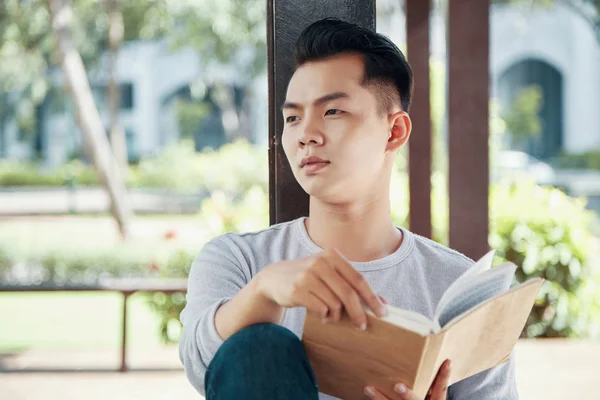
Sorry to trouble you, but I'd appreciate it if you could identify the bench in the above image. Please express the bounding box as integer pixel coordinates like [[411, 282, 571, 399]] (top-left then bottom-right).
[[0, 277, 188, 372]]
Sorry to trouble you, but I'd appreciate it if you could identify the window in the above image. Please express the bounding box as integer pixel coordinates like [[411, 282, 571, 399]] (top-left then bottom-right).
[[120, 83, 134, 110]]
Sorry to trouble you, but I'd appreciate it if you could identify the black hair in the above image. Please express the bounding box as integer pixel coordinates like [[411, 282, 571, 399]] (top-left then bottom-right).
[[294, 18, 413, 113]]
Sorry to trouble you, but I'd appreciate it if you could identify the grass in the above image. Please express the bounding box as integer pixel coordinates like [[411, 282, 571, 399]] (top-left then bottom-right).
[[0, 215, 207, 258], [0, 292, 167, 351], [0, 216, 202, 353]]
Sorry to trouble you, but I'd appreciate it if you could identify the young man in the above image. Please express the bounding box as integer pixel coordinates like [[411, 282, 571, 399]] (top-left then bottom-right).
[[179, 18, 518, 400]]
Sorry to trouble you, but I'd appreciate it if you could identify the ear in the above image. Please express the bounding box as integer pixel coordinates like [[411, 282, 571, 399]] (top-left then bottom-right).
[[386, 111, 412, 152]]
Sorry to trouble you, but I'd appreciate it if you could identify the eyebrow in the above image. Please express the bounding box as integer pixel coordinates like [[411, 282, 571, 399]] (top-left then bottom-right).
[[280, 92, 350, 112]]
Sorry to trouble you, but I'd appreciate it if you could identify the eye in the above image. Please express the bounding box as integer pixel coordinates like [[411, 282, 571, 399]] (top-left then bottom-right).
[[285, 116, 300, 123], [325, 109, 344, 116]]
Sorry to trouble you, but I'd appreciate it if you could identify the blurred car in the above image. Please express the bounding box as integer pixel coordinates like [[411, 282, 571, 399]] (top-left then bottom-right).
[[493, 150, 556, 185]]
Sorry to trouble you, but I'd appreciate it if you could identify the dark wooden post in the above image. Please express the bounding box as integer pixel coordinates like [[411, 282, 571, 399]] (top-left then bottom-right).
[[448, 0, 490, 259], [406, 0, 432, 239], [267, 0, 376, 224]]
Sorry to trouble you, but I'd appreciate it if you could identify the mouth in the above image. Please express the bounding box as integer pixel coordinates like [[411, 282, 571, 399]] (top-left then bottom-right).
[[299, 157, 330, 169], [301, 161, 330, 167], [300, 161, 330, 174]]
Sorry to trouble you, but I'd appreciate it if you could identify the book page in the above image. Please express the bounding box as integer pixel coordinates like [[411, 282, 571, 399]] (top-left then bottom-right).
[[434, 262, 516, 327], [368, 307, 437, 336], [434, 250, 496, 320]]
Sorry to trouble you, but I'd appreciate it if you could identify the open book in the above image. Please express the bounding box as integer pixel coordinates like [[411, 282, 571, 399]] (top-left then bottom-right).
[[373, 251, 518, 335], [302, 251, 543, 400]]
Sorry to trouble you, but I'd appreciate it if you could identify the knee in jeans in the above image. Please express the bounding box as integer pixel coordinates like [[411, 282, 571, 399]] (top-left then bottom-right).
[[205, 323, 319, 399], [218, 323, 303, 360]]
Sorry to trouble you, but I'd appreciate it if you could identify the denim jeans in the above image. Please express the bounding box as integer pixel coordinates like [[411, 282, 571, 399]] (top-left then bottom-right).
[[205, 323, 320, 400]]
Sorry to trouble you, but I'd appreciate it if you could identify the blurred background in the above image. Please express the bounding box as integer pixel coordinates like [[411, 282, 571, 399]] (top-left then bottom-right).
[[1, 0, 599, 399]]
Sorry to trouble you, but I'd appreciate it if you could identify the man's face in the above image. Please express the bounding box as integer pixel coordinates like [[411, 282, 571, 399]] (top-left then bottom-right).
[[281, 53, 395, 204]]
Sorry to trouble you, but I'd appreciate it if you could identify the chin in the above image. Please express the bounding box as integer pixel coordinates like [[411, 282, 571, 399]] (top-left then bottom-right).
[[303, 182, 351, 204], [299, 180, 326, 198]]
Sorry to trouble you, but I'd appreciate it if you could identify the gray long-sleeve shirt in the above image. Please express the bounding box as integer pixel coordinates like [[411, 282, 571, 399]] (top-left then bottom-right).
[[179, 217, 519, 399]]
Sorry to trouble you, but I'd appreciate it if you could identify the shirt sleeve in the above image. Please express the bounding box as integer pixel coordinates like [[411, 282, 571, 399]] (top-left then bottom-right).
[[448, 351, 519, 400], [178, 236, 249, 396]]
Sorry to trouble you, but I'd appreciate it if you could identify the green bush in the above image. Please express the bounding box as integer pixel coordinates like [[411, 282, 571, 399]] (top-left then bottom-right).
[[0, 160, 99, 187], [0, 140, 268, 192], [143, 186, 270, 343], [146, 250, 196, 343], [0, 239, 195, 286], [555, 150, 600, 170], [490, 181, 600, 338], [128, 139, 268, 193]]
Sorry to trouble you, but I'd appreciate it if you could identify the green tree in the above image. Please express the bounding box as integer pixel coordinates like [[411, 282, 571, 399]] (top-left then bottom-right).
[[47, 0, 133, 238], [0, 1, 57, 155], [0, 0, 176, 236], [0, 0, 112, 149], [175, 100, 211, 140], [0, 0, 170, 160], [503, 85, 544, 146], [0, 0, 270, 235], [166, 0, 266, 142]]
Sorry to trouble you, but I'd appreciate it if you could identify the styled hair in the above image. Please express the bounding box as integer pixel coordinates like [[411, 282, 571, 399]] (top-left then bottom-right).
[[294, 18, 413, 113]]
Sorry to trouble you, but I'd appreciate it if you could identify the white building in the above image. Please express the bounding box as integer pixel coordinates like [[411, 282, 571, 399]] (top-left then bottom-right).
[[491, 3, 600, 159], [0, 40, 263, 166], [1, 3, 599, 166]]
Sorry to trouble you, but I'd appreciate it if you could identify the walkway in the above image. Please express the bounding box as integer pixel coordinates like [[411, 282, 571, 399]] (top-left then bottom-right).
[[1, 339, 599, 399]]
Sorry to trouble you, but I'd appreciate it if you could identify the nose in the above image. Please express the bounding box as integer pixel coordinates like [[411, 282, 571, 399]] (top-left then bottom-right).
[[298, 117, 325, 148]]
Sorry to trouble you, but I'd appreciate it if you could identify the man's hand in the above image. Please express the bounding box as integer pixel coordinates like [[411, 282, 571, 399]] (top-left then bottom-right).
[[256, 248, 388, 329], [364, 360, 452, 400]]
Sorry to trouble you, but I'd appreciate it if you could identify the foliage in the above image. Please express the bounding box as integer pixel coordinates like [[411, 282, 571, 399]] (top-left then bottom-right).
[[197, 186, 269, 236], [0, 0, 54, 137], [146, 250, 195, 343], [0, 139, 267, 191], [143, 185, 269, 343], [120, 0, 170, 42], [0, 0, 266, 154], [503, 85, 544, 146], [0, 240, 189, 287], [554, 150, 600, 170], [172, 0, 266, 73], [490, 181, 600, 338], [0, 159, 98, 186], [0, 0, 115, 140], [130, 139, 267, 193], [174, 100, 210, 139]]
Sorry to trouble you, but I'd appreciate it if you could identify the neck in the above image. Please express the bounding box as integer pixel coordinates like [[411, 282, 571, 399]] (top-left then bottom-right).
[[305, 192, 403, 262]]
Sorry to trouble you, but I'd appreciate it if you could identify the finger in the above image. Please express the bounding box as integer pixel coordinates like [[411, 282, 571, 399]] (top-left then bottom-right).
[[318, 255, 368, 329], [304, 272, 343, 323], [294, 289, 330, 319], [379, 295, 389, 304], [364, 386, 392, 400], [393, 383, 419, 400], [429, 360, 452, 399], [326, 248, 387, 318]]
